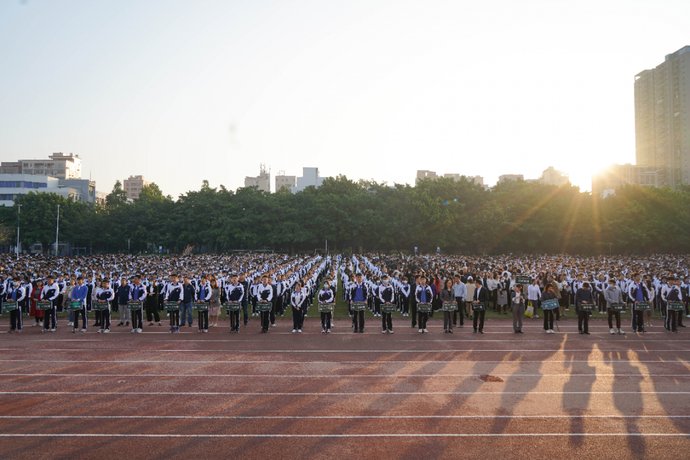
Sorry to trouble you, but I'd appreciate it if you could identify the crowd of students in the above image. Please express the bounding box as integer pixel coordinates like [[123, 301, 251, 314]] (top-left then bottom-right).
[[337, 254, 689, 335], [1, 253, 688, 336]]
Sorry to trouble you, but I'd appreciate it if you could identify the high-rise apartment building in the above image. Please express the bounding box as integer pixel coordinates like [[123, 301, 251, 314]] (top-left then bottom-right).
[[123, 175, 150, 200], [635, 46, 690, 188]]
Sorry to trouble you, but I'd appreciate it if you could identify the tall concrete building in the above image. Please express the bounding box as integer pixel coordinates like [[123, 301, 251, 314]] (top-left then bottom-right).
[[539, 167, 570, 187], [635, 45, 690, 188], [293, 167, 324, 193], [123, 175, 150, 200], [0, 152, 82, 179], [0, 153, 102, 206], [592, 164, 665, 197], [415, 170, 437, 184], [0, 174, 86, 206], [467, 175, 485, 187], [244, 164, 271, 192], [498, 174, 524, 184], [275, 174, 296, 192]]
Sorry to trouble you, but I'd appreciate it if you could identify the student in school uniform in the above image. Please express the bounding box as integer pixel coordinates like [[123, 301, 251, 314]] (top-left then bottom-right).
[[94, 279, 115, 333], [225, 274, 245, 333], [378, 275, 395, 334], [196, 276, 211, 333], [163, 274, 183, 333], [542, 284, 558, 334], [440, 278, 455, 334], [209, 278, 222, 328], [415, 276, 433, 334], [180, 276, 196, 328], [239, 273, 250, 326], [30, 279, 44, 327], [575, 282, 594, 335], [399, 277, 411, 317], [628, 274, 650, 334], [0, 276, 5, 319], [17, 276, 32, 331], [257, 275, 274, 333], [349, 273, 368, 333], [318, 281, 335, 334], [527, 279, 542, 320], [144, 279, 162, 327], [70, 276, 89, 333], [663, 277, 683, 333], [511, 284, 525, 333], [452, 275, 466, 327], [41, 275, 60, 332], [7, 276, 26, 333], [290, 280, 307, 333], [604, 276, 624, 335], [130, 275, 147, 334], [465, 276, 476, 321], [116, 277, 131, 327]]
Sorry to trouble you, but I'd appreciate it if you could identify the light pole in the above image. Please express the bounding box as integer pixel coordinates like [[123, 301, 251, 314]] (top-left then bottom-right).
[[55, 204, 60, 256], [16, 204, 21, 260]]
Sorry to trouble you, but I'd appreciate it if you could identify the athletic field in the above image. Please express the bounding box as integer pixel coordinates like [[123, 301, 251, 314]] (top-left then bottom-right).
[[0, 317, 688, 459]]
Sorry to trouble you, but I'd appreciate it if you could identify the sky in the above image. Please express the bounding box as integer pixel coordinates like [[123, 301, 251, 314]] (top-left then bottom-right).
[[1, 0, 689, 197]]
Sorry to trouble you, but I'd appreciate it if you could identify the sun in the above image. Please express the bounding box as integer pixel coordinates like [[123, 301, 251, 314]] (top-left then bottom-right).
[[558, 162, 612, 193]]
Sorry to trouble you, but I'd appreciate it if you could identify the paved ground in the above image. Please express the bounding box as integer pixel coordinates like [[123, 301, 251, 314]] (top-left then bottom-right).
[[0, 316, 688, 459]]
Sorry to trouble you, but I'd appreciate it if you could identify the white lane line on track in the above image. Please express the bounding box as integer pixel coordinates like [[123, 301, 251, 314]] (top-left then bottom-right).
[[1, 372, 689, 378], [0, 433, 688, 438], [0, 348, 688, 353], [0, 359, 687, 365], [1, 391, 689, 396], [0, 415, 688, 420]]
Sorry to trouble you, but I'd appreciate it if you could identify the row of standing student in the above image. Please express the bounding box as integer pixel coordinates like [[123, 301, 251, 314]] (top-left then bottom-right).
[[344, 273, 490, 334], [5, 271, 686, 336]]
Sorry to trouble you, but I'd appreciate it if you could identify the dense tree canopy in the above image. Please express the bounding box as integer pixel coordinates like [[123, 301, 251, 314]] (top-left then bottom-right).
[[2, 177, 689, 255]]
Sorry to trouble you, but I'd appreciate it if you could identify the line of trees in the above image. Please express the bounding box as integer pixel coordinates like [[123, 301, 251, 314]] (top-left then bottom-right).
[[1, 176, 689, 255]]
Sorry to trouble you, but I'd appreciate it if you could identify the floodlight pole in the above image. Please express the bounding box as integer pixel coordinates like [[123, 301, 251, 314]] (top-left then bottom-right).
[[55, 204, 60, 256], [16, 204, 21, 260]]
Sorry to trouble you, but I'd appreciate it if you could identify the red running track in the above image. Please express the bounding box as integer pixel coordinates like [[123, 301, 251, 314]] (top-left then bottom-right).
[[0, 316, 688, 459]]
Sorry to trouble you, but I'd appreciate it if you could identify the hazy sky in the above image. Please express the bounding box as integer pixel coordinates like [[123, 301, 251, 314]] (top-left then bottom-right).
[[1, 0, 689, 196]]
